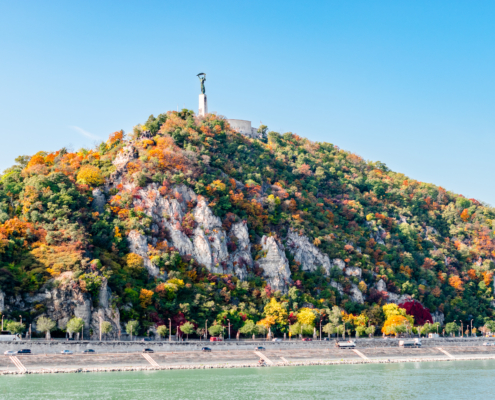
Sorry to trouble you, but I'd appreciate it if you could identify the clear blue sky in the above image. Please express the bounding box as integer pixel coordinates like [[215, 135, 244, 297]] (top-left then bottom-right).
[[1, 1, 494, 204]]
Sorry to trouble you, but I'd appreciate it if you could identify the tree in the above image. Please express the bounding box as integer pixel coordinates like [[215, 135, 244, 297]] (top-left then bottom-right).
[[365, 325, 376, 337], [263, 297, 288, 328], [382, 315, 410, 336], [6, 321, 25, 335], [181, 322, 195, 340], [239, 320, 257, 337], [208, 324, 223, 337], [156, 325, 169, 339], [445, 322, 459, 336], [76, 165, 104, 186], [355, 325, 366, 337], [36, 316, 56, 339], [101, 321, 112, 339], [126, 320, 139, 340], [322, 323, 335, 337], [297, 308, 316, 326], [66, 317, 84, 338]]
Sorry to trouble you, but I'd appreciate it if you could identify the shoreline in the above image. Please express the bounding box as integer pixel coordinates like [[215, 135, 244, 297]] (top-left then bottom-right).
[[3, 354, 495, 376]]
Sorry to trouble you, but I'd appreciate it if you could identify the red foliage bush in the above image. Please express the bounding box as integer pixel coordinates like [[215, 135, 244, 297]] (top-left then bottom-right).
[[399, 300, 433, 325]]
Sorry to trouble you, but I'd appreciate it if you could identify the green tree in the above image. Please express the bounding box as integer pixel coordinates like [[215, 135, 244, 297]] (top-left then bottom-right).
[[208, 324, 223, 337], [66, 317, 84, 338], [181, 322, 195, 341], [6, 321, 25, 335], [365, 325, 376, 337], [36, 316, 56, 339], [445, 322, 459, 336], [239, 320, 257, 338], [156, 325, 169, 339], [101, 321, 112, 339], [126, 320, 139, 340]]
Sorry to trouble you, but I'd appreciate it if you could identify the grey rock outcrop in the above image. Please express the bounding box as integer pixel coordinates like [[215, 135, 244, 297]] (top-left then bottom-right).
[[257, 236, 291, 293], [350, 284, 364, 304], [344, 267, 362, 279], [332, 259, 346, 271], [286, 230, 331, 274], [432, 311, 445, 326], [330, 281, 344, 296], [376, 279, 387, 291], [91, 188, 106, 214], [127, 230, 161, 278]]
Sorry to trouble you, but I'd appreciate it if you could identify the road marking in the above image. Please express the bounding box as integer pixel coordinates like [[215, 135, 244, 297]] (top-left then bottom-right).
[[142, 353, 160, 367], [254, 351, 273, 365], [10, 356, 27, 372], [280, 357, 289, 363], [437, 347, 455, 359], [352, 349, 369, 360]]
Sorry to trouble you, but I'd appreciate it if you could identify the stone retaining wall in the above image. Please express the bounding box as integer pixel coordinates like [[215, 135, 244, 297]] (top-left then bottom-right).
[[0, 336, 492, 354]]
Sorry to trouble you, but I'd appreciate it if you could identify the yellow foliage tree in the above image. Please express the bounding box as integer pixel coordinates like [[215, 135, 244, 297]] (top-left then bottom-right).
[[297, 308, 316, 326], [382, 315, 410, 335], [139, 289, 154, 308], [124, 253, 144, 277], [257, 315, 276, 329], [77, 165, 104, 186], [263, 297, 288, 326]]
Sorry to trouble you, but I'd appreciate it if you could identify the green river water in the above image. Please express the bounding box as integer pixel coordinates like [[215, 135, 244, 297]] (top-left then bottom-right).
[[1, 360, 494, 399]]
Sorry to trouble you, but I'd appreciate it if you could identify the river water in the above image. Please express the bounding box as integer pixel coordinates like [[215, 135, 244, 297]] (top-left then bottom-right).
[[1, 360, 494, 399]]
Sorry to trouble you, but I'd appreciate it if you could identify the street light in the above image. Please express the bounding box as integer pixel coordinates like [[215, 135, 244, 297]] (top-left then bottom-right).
[[168, 318, 171, 342], [227, 319, 231, 341], [19, 315, 22, 324], [205, 320, 208, 341], [1, 315, 4, 331], [470, 319, 473, 337], [99, 316, 102, 341]]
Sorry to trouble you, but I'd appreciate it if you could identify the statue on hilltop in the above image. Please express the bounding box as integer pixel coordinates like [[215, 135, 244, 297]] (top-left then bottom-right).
[[197, 73, 206, 94]]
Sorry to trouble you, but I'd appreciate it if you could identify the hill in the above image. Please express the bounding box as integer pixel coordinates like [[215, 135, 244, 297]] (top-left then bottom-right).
[[1, 110, 494, 338]]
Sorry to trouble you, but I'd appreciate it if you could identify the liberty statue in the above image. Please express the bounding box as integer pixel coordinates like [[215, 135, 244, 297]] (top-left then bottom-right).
[[197, 73, 206, 94]]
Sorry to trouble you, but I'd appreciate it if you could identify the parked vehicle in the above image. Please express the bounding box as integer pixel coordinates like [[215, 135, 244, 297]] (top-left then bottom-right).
[[142, 338, 152, 342], [17, 349, 31, 354], [336, 341, 356, 349], [4, 350, 17, 355], [255, 346, 265, 351], [82, 349, 96, 353], [0, 331, 21, 341], [60, 350, 73, 355], [210, 337, 223, 342], [142, 348, 154, 353], [323, 337, 330, 341], [272, 338, 282, 342], [302, 338, 312, 342], [399, 339, 421, 348], [202, 347, 211, 352]]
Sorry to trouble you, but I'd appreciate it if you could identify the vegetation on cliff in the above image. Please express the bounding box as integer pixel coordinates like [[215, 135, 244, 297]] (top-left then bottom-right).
[[1, 109, 494, 338]]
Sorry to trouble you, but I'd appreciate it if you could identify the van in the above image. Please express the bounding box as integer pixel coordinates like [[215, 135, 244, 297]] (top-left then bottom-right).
[[0, 331, 21, 341], [399, 339, 421, 347]]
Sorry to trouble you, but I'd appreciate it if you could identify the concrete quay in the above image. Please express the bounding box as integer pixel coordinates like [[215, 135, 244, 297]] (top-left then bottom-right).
[[2, 339, 495, 375]]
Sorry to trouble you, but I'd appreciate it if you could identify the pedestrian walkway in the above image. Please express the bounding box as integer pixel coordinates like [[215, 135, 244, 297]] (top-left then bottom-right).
[[142, 353, 160, 367], [352, 349, 369, 360], [10, 356, 27, 372], [437, 347, 456, 359], [254, 351, 273, 365]]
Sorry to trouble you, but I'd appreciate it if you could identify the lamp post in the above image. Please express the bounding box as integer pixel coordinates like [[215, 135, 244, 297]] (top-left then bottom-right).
[[19, 315, 22, 324], [453, 320, 456, 337], [168, 318, 171, 342], [461, 321, 464, 338], [82, 321, 84, 341], [205, 320, 208, 341], [1, 315, 4, 330], [470, 319, 473, 337], [29, 324, 32, 340], [227, 319, 231, 341], [99, 316, 102, 342]]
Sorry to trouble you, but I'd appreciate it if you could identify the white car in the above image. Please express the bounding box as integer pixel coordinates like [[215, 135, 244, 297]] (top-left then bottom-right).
[[4, 350, 17, 355], [60, 350, 73, 355], [272, 338, 282, 342]]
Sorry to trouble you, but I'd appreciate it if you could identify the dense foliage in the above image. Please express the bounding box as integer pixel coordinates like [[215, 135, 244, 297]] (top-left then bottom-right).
[[1, 110, 495, 337]]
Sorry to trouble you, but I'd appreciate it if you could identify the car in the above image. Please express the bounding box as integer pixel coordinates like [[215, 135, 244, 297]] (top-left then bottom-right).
[[323, 337, 330, 341], [255, 346, 265, 351], [66, 337, 75, 341], [60, 350, 73, 355], [141, 338, 152, 342], [201, 347, 211, 352], [142, 348, 154, 353], [18, 349, 31, 354], [4, 350, 17, 355], [483, 342, 489, 346], [272, 338, 282, 342], [82, 349, 96, 354], [210, 337, 223, 342], [302, 338, 312, 342]]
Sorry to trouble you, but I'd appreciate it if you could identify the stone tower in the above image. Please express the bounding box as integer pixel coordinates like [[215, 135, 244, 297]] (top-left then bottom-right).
[[199, 93, 207, 117]]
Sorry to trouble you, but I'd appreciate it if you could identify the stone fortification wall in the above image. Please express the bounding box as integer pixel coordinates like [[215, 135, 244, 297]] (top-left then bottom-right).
[[0, 336, 492, 354]]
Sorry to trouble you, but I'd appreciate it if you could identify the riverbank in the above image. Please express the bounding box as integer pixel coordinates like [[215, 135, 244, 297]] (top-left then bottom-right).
[[2, 343, 495, 375]]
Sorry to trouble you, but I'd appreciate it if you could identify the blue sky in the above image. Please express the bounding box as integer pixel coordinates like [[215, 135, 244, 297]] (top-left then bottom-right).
[[1, 1, 494, 204]]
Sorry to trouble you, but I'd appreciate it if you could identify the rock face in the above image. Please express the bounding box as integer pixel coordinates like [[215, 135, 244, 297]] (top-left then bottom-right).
[[128, 184, 250, 279], [376, 279, 387, 292], [332, 259, 346, 271], [286, 230, 331, 274], [127, 230, 161, 278], [91, 188, 106, 214], [349, 284, 364, 304], [344, 267, 362, 279], [432, 311, 445, 326], [257, 236, 292, 293]]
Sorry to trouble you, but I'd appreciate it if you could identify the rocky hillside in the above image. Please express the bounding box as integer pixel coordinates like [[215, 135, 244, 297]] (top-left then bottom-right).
[[1, 110, 494, 338]]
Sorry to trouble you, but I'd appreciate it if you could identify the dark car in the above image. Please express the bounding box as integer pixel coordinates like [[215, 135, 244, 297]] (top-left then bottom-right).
[[66, 337, 75, 341], [143, 348, 154, 353], [83, 349, 96, 354], [18, 349, 31, 354], [323, 337, 330, 341], [255, 346, 265, 351], [202, 347, 211, 352], [302, 338, 312, 342], [141, 338, 152, 342]]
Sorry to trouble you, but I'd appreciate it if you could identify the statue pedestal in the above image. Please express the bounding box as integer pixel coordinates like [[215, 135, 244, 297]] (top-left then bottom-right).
[[198, 94, 207, 117]]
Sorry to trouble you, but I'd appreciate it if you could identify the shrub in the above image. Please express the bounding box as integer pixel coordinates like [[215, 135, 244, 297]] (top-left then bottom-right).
[[77, 165, 104, 186]]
